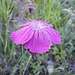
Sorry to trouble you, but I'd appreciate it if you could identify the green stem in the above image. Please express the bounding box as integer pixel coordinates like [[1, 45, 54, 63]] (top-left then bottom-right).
[[23, 53, 32, 75]]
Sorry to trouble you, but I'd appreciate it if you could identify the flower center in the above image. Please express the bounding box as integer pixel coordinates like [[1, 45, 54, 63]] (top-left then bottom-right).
[[32, 21, 44, 30]]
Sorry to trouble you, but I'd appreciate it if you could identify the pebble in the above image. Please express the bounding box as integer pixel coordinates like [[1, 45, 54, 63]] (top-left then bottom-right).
[[47, 65, 54, 73]]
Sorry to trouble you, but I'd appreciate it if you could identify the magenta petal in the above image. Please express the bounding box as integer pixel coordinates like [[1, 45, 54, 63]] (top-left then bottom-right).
[[18, 22, 31, 26], [10, 20, 62, 54], [46, 24, 53, 27], [10, 26, 34, 44], [28, 6, 35, 9], [25, 30, 52, 54], [31, 10, 34, 12], [45, 27, 62, 44], [28, 6, 35, 13]]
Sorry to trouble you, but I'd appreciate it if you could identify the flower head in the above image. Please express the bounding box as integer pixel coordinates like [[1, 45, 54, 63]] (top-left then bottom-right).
[[10, 20, 62, 54], [28, 6, 35, 13]]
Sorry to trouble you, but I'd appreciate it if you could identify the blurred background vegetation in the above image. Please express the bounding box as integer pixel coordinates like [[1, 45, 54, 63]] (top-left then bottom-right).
[[0, 0, 75, 75]]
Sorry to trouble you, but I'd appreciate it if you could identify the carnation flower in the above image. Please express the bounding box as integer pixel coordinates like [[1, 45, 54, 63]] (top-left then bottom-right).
[[10, 20, 62, 54], [28, 6, 35, 13]]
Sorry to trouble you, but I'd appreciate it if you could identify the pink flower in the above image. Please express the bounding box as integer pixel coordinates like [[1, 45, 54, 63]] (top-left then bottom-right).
[[10, 20, 62, 54], [28, 6, 35, 13]]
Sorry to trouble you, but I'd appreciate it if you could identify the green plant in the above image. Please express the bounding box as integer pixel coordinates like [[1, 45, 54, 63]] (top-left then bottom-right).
[[0, 0, 75, 75], [0, 0, 15, 23]]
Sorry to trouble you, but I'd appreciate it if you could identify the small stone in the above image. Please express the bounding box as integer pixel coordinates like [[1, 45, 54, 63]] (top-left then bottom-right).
[[47, 65, 54, 73], [13, 51, 17, 55], [47, 60, 54, 65]]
